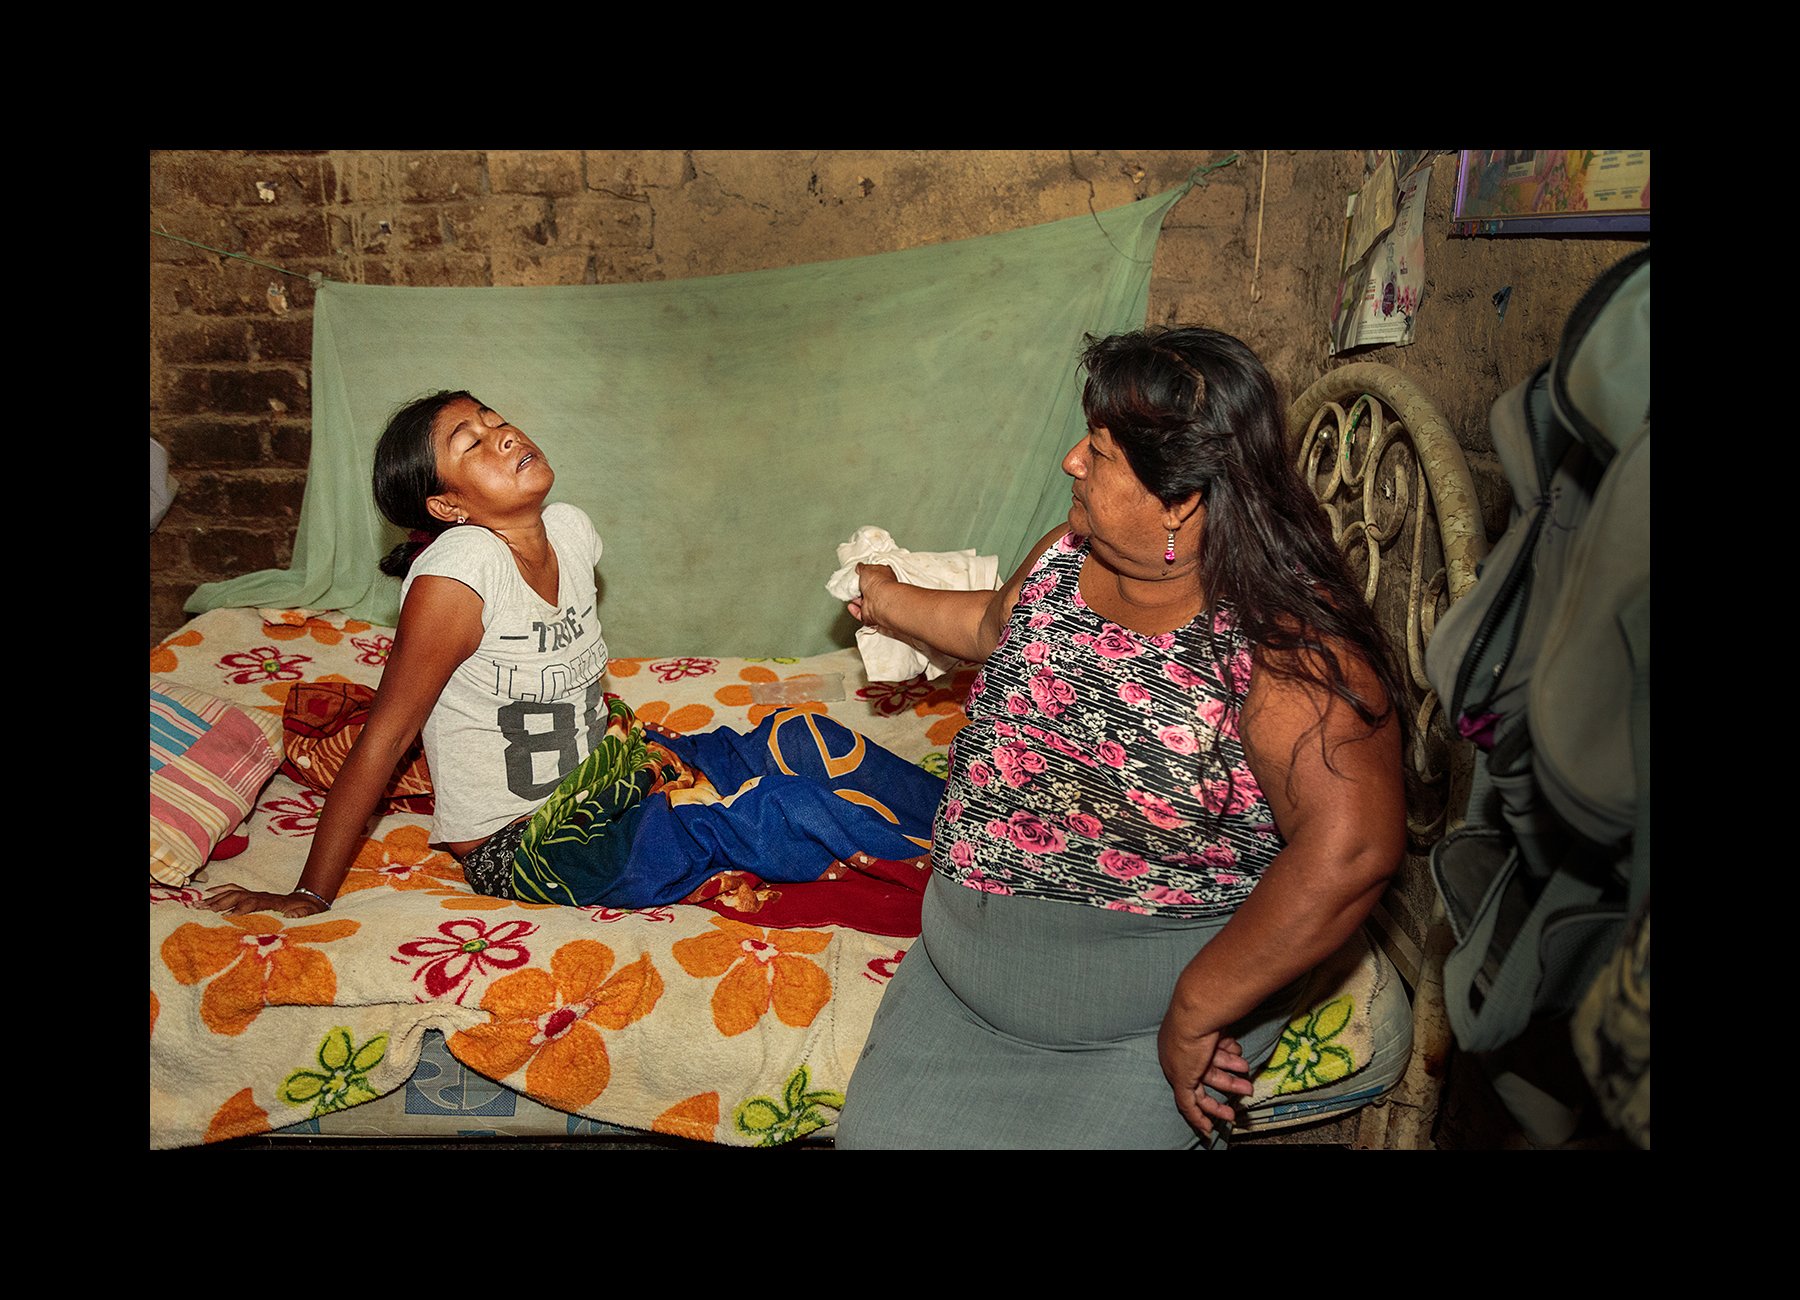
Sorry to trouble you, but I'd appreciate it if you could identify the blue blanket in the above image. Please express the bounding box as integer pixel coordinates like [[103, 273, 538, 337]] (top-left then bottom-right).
[[513, 700, 943, 909]]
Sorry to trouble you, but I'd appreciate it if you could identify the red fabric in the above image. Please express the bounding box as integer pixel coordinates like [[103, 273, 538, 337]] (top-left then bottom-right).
[[280, 680, 434, 809], [649, 712, 931, 936], [206, 829, 251, 862], [681, 855, 931, 938]]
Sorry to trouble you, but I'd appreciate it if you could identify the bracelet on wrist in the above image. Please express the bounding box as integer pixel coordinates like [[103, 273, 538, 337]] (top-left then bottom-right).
[[293, 887, 331, 911]]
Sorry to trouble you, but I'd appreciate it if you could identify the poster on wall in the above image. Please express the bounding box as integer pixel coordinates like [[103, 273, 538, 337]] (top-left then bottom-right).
[[1341, 150, 1399, 274], [1451, 149, 1650, 235], [1329, 161, 1431, 356]]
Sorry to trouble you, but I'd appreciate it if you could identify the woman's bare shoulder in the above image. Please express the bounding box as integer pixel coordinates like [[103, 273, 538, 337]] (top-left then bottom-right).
[[1007, 526, 1074, 587]]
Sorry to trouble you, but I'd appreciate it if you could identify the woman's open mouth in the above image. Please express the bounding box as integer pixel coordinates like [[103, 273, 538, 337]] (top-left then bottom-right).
[[517, 452, 536, 471]]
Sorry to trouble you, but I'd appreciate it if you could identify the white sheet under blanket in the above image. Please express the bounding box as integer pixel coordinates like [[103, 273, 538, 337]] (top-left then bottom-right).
[[826, 526, 999, 683]]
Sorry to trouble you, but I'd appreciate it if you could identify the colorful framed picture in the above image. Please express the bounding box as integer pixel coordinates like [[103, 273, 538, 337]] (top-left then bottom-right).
[[1450, 150, 1650, 236]]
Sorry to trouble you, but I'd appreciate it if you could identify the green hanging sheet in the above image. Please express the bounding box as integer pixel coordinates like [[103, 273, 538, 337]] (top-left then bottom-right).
[[188, 186, 1184, 657]]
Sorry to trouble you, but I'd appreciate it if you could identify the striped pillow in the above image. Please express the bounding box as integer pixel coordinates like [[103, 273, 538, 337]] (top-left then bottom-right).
[[150, 681, 284, 886]]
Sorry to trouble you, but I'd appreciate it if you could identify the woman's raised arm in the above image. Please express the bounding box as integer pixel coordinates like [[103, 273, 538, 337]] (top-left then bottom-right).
[[848, 526, 1067, 666], [199, 576, 486, 917]]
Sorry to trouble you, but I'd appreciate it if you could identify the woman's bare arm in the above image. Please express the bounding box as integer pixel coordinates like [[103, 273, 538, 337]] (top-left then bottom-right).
[[1157, 644, 1406, 1135], [848, 526, 1067, 665], [199, 577, 486, 917]]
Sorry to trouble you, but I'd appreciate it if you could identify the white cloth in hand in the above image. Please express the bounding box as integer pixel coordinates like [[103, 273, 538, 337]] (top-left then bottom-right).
[[826, 525, 1000, 683]]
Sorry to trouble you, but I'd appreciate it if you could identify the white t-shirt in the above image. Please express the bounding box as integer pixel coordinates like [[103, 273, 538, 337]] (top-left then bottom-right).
[[400, 502, 609, 844]]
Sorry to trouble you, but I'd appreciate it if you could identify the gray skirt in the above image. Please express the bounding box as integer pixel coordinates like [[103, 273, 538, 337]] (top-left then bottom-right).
[[835, 873, 1306, 1150]]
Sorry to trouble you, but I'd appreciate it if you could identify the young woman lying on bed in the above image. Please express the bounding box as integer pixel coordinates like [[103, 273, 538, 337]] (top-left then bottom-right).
[[201, 391, 943, 919]]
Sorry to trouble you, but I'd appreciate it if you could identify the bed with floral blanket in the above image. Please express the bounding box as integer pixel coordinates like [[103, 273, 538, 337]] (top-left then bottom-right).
[[150, 605, 968, 1147], [150, 603, 1415, 1149]]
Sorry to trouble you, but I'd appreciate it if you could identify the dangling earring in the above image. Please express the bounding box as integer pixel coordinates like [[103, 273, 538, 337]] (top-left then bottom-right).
[[1164, 529, 1177, 564]]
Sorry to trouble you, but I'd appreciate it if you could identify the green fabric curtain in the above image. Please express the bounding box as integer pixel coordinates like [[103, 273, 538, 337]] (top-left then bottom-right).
[[188, 186, 1185, 657]]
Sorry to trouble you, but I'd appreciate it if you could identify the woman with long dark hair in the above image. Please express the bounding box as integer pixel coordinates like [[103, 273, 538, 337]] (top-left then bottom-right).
[[834, 326, 1407, 1147]]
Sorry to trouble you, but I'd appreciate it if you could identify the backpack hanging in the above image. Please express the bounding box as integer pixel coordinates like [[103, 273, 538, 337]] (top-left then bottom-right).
[[1423, 248, 1650, 1081]]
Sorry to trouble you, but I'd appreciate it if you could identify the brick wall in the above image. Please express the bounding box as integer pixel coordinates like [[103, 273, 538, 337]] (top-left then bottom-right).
[[150, 149, 1646, 645], [149, 150, 1193, 643]]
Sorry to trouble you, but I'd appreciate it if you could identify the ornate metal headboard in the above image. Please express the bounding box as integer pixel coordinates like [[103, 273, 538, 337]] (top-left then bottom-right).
[[1290, 363, 1488, 849], [1285, 362, 1489, 1146]]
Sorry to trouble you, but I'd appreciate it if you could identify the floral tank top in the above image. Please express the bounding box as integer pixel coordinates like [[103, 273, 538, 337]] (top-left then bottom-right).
[[933, 531, 1283, 917]]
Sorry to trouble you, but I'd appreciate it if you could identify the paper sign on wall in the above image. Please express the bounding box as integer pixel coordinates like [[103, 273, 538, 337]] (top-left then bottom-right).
[[1329, 162, 1431, 355]]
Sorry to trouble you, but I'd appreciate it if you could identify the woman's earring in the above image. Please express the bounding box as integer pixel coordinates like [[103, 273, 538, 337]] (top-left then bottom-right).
[[457, 513, 468, 524], [1164, 529, 1177, 564]]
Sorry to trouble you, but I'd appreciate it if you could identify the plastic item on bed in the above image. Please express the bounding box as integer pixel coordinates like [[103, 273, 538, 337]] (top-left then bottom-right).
[[151, 437, 177, 531]]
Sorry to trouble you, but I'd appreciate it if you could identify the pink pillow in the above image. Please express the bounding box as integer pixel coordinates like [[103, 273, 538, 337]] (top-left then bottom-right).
[[150, 680, 284, 886]]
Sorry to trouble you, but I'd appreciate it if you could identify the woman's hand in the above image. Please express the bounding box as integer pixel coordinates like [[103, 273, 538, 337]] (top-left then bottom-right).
[[846, 528, 1070, 666], [198, 885, 329, 919], [1158, 1011, 1255, 1138], [846, 562, 900, 631]]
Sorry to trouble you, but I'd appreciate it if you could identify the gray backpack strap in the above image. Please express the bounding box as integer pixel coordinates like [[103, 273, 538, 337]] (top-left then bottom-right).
[[1433, 817, 1626, 1054], [1621, 585, 1651, 914]]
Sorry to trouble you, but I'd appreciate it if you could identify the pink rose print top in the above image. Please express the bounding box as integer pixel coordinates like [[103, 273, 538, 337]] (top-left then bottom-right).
[[934, 532, 1282, 917]]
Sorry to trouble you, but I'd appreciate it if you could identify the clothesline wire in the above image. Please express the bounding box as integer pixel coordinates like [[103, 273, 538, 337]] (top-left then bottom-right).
[[1250, 150, 1269, 303], [1085, 152, 1243, 264], [151, 227, 325, 282]]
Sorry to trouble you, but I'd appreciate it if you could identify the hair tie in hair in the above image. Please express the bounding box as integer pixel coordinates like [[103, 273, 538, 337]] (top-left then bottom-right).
[[408, 529, 433, 545]]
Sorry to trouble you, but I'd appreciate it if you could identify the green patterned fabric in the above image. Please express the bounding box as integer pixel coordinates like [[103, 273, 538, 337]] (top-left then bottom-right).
[[513, 696, 667, 907], [187, 188, 1186, 656]]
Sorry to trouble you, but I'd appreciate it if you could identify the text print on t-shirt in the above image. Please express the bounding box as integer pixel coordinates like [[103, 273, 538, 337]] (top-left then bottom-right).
[[486, 604, 609, 799], [532, 606, 584, 653], [498, 681, 605, 799]]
